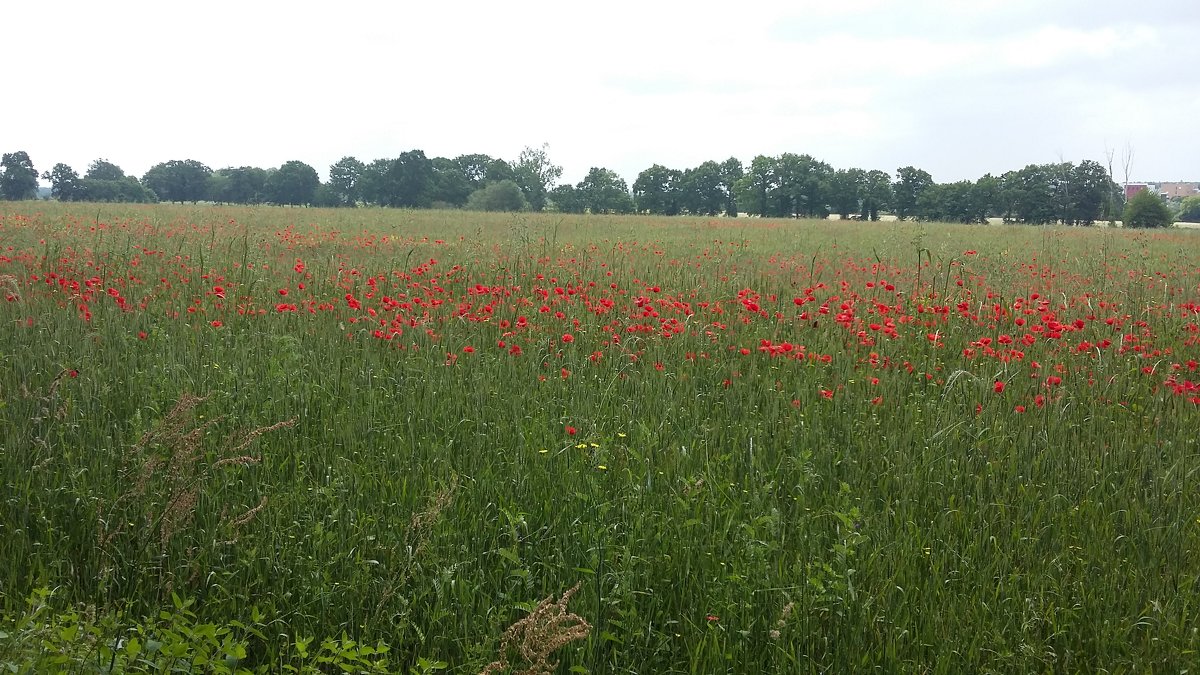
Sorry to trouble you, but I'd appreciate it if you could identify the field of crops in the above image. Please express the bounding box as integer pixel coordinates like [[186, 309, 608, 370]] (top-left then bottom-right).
[[2, 202, 1199, 673]]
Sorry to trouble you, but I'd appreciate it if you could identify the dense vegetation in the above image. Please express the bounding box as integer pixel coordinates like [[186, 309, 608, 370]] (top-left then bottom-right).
[[7, 146, 1188, 226], [2, 202, 1199, 672]]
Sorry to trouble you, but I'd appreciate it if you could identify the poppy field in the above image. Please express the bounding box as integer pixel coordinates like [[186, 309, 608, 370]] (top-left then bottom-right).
[[3, 202, 1200, 673]]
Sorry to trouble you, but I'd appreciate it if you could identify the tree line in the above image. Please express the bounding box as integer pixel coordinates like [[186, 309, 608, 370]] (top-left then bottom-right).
[[1, 147, 1187, 227]]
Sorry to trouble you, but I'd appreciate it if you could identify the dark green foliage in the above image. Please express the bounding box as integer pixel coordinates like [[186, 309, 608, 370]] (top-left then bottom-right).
[[465, 180, 528, 212], [549, 184, 585, 213], [1177, 195, 1200, 223], [429, 157, 473, 208], [327, 156, 365, 207], [1, 151, 39, 200], [80, 177, 157, 203], [85, 159, 126, 181], [1123, 188, 1174, 228], [828, 168, 865, 220], [633, 164, 683, 215], [266, 161, 320, 206], [208, 167, 269, 204], [42, 163, 84, 201], [679, 161, 725, 216], [859, 169, 893, 221], [511, 144, 563, 212], [358, 151, 435, 208], [893, 166, 934, 220], [576, 167, 635, 214], [142, 159, 213, 203]]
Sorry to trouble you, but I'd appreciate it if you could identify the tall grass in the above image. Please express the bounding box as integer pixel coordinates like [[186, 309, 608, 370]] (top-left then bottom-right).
[[2, 202, 1199, 672]]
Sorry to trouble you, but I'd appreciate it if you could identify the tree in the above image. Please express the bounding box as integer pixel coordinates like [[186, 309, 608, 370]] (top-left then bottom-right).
[[1, 151, 39, 200], [328, 156, 365, 206], [76, 160, 155, 202], [1123, 189, 1173, 228], [577, 168, 634, 214], [266, 161, 320, 206], [42, 163, 84, 201], [312, 183, 340, 208], [511, 144, 563, 212], [719, 157, 743, 217], [454, 154, 498, 191], [999, 165, 1056, 224], [972, 174, 1001, 222], [485, 158, 516, 184], [142, 159, 212, 203], [734, 155, 778, 217], [894, 166, 933, 220], [828, 168, 864, 220], [679, 161, 725, 216], [860, 170, 892, 221], [632, 164, 683, 215], [85, 159, 126, 181], [776, 153, 832, 218], [79, 177, 157, 203], [1065, 160, 1114, 225], [549, 184, 585, 214], [1178, 195, 1200, 223], [209, 167, 268, 204], [392, 150, 435, 208], [465, 179, 528, 211], [916, 180, 986, 223], [358, 152, 435, 208], [429, 157, 472, 208]]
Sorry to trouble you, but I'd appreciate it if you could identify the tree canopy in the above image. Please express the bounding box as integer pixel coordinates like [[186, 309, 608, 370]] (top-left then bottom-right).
[[5, 144, 1154, 227], [266, 161, 320, 206], [142, 160, 212, 203], [1176, 195, 1200, 223], [465, 180, 528, 212], [1123, 189, 1174, 228], [1, 152, 39, 200]]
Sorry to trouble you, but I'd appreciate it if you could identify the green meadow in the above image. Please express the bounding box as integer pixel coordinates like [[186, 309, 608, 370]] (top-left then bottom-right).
[[2, 202, 1199, 673]]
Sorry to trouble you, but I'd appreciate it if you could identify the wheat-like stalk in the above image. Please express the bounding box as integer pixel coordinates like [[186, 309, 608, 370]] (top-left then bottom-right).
[[479, 581, 592, 675]]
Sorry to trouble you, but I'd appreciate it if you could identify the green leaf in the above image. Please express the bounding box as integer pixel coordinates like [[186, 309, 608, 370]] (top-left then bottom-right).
[[125, 636, 143, 659]]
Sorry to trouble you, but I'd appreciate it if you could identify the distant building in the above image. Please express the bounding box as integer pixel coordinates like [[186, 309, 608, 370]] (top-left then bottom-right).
[[1125, 183, 1150, 200], [1157, 182, 1200, 199]]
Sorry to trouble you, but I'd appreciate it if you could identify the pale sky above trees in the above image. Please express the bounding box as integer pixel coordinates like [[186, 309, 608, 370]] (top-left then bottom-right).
[[9, 0, 1199, 186]]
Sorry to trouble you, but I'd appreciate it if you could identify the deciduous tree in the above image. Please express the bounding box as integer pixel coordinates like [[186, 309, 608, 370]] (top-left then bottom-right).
[[633, 164, 683, 215], [266, 161, 320, 206], [1178, 195, 1200, 223], [42, 163, 83, 201], [465, 179, 527, 212], [1123, 189, 1173, 228], [577, 168, 634, 214], [1, 151, 39, 200], [85, 159, 126, 181], [142, 159, 212, 203], [512, 144, 563, 212], [893, 166, 933, 220], [328, 156, 365, 206], [208, 167, 268, 204]]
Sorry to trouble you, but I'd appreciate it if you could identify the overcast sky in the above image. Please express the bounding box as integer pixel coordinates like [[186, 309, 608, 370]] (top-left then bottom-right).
[[8, 0, 1199, 186]]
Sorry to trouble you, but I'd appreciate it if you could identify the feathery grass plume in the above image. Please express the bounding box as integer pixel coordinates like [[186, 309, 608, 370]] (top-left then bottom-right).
[[769, 600, 795, 640], [371, 476, 459, 620], [26, 369, 76, 470], [96, 393, 294, 591], [0, 273, 19, 302], [479, 582, 591, 675]]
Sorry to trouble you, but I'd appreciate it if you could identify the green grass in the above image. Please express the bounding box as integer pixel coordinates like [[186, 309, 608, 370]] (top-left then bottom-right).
[[2, 202, 1199, 672]]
